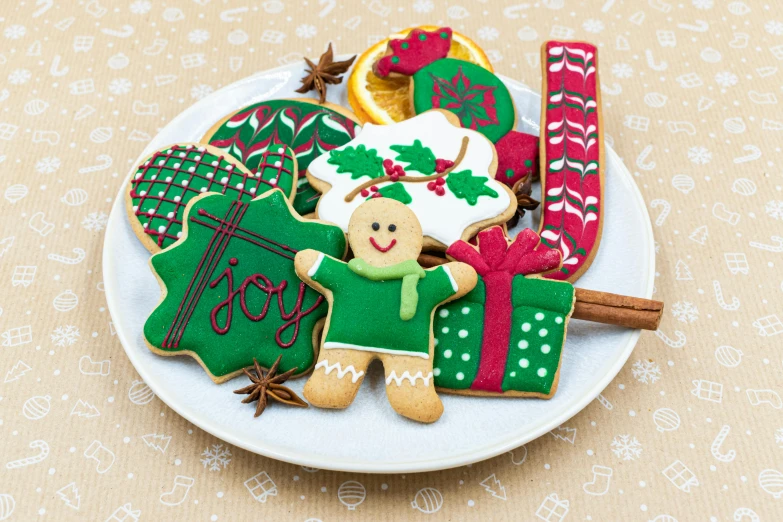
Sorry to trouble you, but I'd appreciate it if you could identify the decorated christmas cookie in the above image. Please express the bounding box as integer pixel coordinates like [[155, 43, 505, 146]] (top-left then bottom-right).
[[143, 190, 347, 384], [295, 198, 477, 423], [433, 226, 575, 397], [126, 143, 297, 253], [371, 27, 537, 191], [538, 40, 604, 282], [202, 98, 361, 215], [307, 110, 516, 251]]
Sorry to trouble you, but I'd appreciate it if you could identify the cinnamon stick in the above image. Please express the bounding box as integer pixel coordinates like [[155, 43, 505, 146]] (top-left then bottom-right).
[[417, 254, 663, 331]]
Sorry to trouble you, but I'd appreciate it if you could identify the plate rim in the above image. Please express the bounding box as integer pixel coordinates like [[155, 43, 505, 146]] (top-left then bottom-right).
[[103, 63, 656, 474]]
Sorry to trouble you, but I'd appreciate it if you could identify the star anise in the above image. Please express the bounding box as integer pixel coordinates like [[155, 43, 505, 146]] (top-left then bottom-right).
[[295, 43, 356, 104], [234, 356, 307, 417], [507, 176, 541, 228]]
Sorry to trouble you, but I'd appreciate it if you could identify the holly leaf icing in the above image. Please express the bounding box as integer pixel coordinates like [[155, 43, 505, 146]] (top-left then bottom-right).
[[369, 183, 413, 204], [390, 139, 436, 174], [327, 144, 384, 180], [446, 170, 498, 205]]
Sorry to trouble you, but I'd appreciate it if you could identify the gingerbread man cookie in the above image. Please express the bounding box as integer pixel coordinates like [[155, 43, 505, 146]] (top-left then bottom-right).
[[294, 198, 477, 423]]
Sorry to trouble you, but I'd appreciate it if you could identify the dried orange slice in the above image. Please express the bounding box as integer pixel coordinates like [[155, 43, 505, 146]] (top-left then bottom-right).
[[348, 26, 493, 125]]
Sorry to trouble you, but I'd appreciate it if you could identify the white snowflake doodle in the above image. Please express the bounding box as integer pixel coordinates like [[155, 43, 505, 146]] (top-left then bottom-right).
[[35, 156, 61, 174], [187, 29, 210, 44], [412, 0, 435, 13], [190, 84, 214, 100], [82, 212, 109, 232], [51, 325, 80, 347], [582, 19, 605, 33], [692, 0, 713, 9], [201, 444, 232, 471], [8, 69, 32, 85], [687, 146, 712, 165], [611, 435, 643, 461], [108, 78, 132, 95], [715, 71, 738, 88], [632, 360, 661, 384], [764, 200, 783, 221], [295, 24, 317, 39], [129, 0, 152, 14], [4, 25, 26, 40], [672, 301, 699, 324], [611, 63, 633, 79], [765, 20, 783, 36], [477, 26, 499, 41]]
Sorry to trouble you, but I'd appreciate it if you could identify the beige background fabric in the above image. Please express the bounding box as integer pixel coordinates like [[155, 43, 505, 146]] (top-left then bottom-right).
[[1, 0, 782, 520]]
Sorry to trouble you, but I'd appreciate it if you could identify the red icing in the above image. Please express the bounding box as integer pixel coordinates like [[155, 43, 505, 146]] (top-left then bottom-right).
[[370, 237, 396, 252], [446, 227, 562, 392], [374, 27, 453, 77], [494, 131, 539, 189], [539, 41, 603, 281]]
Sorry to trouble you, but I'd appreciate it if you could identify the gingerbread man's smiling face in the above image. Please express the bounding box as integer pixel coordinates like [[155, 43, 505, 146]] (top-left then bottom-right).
[[347, 198, 423, 267]]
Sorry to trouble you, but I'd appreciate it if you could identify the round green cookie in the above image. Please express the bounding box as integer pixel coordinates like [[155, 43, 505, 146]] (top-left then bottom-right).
[[411, 58, 515, 144]]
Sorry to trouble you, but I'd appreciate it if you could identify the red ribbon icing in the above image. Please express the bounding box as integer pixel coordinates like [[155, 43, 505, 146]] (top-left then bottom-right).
[[375, 27, 453, 78], [446, 226, 562, 393]]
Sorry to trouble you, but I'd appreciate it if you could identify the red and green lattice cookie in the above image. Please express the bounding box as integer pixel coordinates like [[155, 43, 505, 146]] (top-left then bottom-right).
[[126, 143, 297, 253], [143, 189, 347, 384], [371, 27, 538, 191], [202, 98, 361, 216]]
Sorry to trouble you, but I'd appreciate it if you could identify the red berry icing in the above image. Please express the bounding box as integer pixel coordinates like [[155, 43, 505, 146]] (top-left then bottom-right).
[[374, 27, 453, 78]]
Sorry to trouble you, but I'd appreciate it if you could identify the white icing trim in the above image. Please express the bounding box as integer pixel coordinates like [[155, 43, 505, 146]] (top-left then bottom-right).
[[385, 370, 433, 387], [308, 252, 325, 277], [442, 265, 458, 292], [307, 111, 511, 246], [323, 342, 429, 359], [315, 359, 364, 383]]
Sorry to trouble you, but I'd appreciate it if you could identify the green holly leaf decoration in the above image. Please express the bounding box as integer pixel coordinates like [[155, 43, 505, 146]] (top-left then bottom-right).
[[327, 144, 384, 180], [367, 183, 413, 204], [390, 139, 436, 174], [446, 170, 498, 205]]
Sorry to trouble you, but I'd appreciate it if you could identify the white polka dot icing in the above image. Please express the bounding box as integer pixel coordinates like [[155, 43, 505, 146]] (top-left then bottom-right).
[[458, 329, 468, 338], [519, 358, 529, 368], [439, 309, 449, 318], [535, 312, 545, 320], [521, 323, 531, 332]]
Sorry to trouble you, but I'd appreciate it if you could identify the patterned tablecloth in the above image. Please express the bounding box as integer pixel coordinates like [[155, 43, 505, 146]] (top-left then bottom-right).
[[1, 1, 781, 520]]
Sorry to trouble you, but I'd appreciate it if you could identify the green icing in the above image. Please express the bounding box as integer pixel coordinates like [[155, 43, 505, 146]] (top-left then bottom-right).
[[310, 255, 456, 357], [412, 58, 514, 143], [328, 144, 384, 180], [144, 190, 346, 380], [370, 183, 413, 204], [390, 139, 436, 174], [433, 275, 574, 394], [205, 99, 359, 215], [348, 258, 426, 321], [446, 170, 499, 205], [130, 144, 296, 250]]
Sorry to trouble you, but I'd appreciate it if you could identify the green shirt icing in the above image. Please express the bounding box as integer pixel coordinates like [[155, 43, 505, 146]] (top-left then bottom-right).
[[433, 275, 574, 394], [311, 255, 457, 358], [347, 258, 426, 320]]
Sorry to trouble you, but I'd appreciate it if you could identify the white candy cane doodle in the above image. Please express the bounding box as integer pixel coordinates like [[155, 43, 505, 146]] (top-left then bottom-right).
[[596, 394, 613, 410], [749, 236, 783, 253], [650, 199, 671, 226], [48, 248, 86, 265], [503, 4, 530, 18], [101, 24, 134, 38], [49, 54, 69, 77], [601, 82, 622, 96], [713, 280, 740, 311], [655, 328, 686, 349], [645, 49, 668, 71], [219, 7, 248, 22], [710, 425, 736, 462], [677, 20, 709, 32], [509, 446, 528, 465], [78, 154, 112, 174], [636, 145, 656, 170], [318, 0, 336, 17], [733, 144, 762, 164], [33, 0, 54, 18], [733, 507, 760, 522], [6, 440, 49, 469]]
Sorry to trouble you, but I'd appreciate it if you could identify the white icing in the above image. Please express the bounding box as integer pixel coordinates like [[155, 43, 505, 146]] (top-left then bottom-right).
[[385, 370, 433, 387], [323, 342, 429, 359], [308, 252, 325, 277], [308, 111, 511, 246], [315, 359, 364, 383], [442, 265, 458, 292]]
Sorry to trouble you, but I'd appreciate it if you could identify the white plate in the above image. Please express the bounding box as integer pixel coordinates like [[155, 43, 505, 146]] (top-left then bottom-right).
[[104, 58, 654, 473]]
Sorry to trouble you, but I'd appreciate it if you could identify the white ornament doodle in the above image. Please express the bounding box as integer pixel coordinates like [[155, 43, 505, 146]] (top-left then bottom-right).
[[48, 248, 86, 265], [758, 469, 783, 498], [480, 474, 507, 500], [662, 460, 699, 492], [713, 280, 740, 310], [56, 483, 80, 510], [4, 184, 27, 203], [653, 408, 680, 432], [107, 52, 129, 70], [60, 188, 88, 206], [672, 174, 695, 194], [644, 92, 667, 107], [159, 476, 195, 506], [244, 471, 277, 503], [733, 507, 760, 522], [201, 444, 232, 471], [338, 481, 366, 510], [53, 290, 79, 312], [142, 434, 171, 454], [227, 29, 248, 45], [24, 98, 49, 116], [6, 440, 49, 469], [89, 127, 113, 143], [517, 26, 538, 41], [128, 380, 155, 405], [84, 440, 114, 474], [714, 345, 742, 368], [727, 1, 751, 15], [700, 47, 721, 63], [710, 425, 736, 462], [731, 177, 756, 196], [411, 487, 443, 514], [0, 494, 14, 521], [162, 7, 184, 22], [583, 465, 613, 496], [746, 389, 782, 409], [22, 395, 51, 420]]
